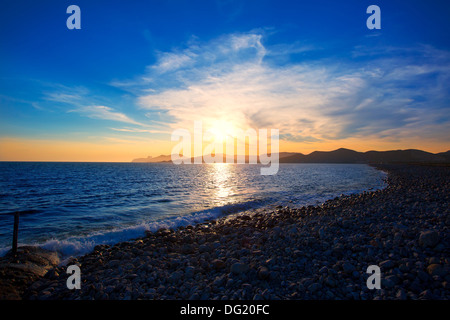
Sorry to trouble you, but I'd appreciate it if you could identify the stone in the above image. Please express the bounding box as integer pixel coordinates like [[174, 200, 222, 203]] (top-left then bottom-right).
[[319, 266, 328, 274], [419, 289, 435, 299], [211, 259, 225, 270], [342, 262, 355, 273], [213, 275, 226, 287], [185, 266, 195, 279], [169, 271, 183, 283], [379, 260, 395, 269], [307, 283, 321, 293], [318, 228, 326, 239], [428, 257, 440, 264], [427, 264, 445, 277], [257, 266, 270, 280], [181, 244, 195, 254], [417, 270, 430, 282], [325, 277, 336, 288], [231, 263, 250, 274], [382, 278, 395, 289], [199, 244, 211, 253], [399, 263, 409, 273], [396, 289, 407, 300], [419, 231, 439, 248], [385, 275, 399, 285]]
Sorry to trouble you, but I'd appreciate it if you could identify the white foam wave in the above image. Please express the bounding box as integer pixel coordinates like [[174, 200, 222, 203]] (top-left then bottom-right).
[[0, 201, 261, 261]]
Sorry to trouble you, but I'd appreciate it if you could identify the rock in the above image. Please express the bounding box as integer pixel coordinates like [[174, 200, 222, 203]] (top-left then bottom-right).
[[225, 279, 234, 288], [418, 230, 439, 248], [257, 266, 270, 280], [189, 293, 200, 300], [231, 262, 250, 275], [46, 269, 61, 281], [242, 283, 252, 293], [211, 259, 225, 270], [396, 289, 407, 300], [288, 226, 298, 236], [319, 266, 328, 274], [307, 283, 321, 293], [169, 271, 183, 283], [382, 278, 395, 289], [272, 227, 282, 235], [181, 244, 195, 254], [342, 262, 355, 273], [318, 228, 326, 239], [185, 266, 195, 279], [379, 260, 395, 269], [417, 270, 430, 282], [419, 289, 435, 299], [399, 263, 410, 273], [428, 257, 440, 264], [199, 244, 211, 253], [385, 275, 399, 285], [0, 246, 61, 299], [325, 290, 334, 299], [325, 277, 336, 288], [427, 264, 445, 277], [409, 280, 422, 293], [213, 275, 226, 287]]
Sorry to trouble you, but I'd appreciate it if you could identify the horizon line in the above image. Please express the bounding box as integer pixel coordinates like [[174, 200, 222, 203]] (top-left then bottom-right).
[[2, 147, 448, 163]]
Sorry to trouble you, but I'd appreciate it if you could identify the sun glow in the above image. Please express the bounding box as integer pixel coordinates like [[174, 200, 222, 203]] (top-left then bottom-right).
[[205, 120, 240, 144]]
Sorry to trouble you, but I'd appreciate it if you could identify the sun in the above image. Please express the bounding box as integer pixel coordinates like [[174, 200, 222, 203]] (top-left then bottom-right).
[[207, 120, 238, 143]]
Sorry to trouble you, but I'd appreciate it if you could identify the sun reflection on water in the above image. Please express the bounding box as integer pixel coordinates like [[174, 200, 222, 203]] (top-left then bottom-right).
[[206, 163, 237, 206]]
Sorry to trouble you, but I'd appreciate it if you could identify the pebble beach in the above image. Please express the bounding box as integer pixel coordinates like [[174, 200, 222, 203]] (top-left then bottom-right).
[[2, 164, 449, 300]]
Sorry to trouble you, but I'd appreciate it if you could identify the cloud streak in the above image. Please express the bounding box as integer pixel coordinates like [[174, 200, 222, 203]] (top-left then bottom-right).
[[110, 127, 170, 134], [69, 105, 145, 126], [112, 31, 450, 146], [42, 84, 152, 130]]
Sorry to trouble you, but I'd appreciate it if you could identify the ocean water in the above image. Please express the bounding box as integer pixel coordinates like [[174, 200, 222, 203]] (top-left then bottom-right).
[[0, 162, 386, 258]]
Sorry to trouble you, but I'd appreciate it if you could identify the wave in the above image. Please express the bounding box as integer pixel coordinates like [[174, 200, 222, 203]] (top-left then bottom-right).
[[0, 199, 265, 262], [0, 164, 388, 261]]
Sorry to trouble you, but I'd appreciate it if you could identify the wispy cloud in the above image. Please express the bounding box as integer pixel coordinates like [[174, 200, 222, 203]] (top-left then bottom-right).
[[151, 52, 196, 73], [43, 85, 90, 105], [41, 84, 154, 130], [110, 127, 170, 134], [111, 31, 450, 145], [0, 94, 48, 111], [69, 105, 145, 126]]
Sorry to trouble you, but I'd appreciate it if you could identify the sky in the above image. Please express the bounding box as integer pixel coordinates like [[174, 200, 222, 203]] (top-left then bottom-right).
[[0, 0, 449, 161]]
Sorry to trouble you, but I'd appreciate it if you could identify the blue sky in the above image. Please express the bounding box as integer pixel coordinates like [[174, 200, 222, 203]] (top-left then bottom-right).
[[0, 0, 449, 160]]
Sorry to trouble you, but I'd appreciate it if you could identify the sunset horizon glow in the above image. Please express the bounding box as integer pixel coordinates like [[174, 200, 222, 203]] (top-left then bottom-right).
[[1, 1, 449, 162]]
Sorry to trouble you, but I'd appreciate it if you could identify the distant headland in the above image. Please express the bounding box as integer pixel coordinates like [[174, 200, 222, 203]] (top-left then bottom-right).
[[132, 148, 450, 164]]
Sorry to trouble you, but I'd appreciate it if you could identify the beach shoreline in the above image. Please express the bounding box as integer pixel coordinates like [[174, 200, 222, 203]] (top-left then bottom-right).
[[1, 163, 449, 300], [0, 162, 387, 259]]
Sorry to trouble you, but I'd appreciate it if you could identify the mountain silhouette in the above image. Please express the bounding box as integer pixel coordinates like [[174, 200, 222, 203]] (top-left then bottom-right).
[[132, 148, 450, 164], [279, 148, 449, 164]]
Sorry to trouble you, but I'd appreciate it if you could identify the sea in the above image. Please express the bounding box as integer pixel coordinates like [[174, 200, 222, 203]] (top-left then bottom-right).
[[0, 162, 387, 259]]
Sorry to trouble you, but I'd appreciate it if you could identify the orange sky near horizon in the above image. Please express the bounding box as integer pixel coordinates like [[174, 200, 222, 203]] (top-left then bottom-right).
[[0, 136, 447, 162], [1, 3, 449, 164]]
